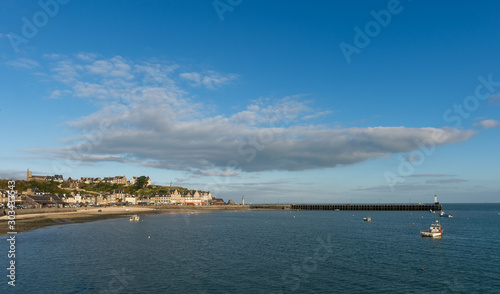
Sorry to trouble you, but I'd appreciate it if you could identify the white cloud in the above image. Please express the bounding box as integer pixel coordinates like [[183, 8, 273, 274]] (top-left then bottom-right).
[[50, 59, 82, 84], [24, 53, 478, 175], [473, 119, 500, 129], [75, 52, 98, 62], [179, 72, 201, 85], [180, 70, 237, 89], [27, 97, 476, 173], [85, 56, 134, 79], [49, 89, 72, 99], [6, 58, 40, 69]]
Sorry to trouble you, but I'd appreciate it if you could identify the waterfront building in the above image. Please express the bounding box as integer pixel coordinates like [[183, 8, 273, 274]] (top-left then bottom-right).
[[149, 189, 213, 205], [124, 196, 137, 205], [24, 194, 65, 208]]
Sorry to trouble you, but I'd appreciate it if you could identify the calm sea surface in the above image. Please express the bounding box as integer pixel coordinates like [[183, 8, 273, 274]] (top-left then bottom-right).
[[2, 203, 500, 293]]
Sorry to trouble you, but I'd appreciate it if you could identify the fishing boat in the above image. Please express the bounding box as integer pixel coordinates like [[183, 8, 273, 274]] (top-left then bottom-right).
[[420, 218, 442, 238], [363, 217, 371, 222], [129, 214, 140, 221]]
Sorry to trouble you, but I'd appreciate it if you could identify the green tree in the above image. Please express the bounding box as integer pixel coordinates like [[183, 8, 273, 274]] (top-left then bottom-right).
[[135, 176, 149, 189]]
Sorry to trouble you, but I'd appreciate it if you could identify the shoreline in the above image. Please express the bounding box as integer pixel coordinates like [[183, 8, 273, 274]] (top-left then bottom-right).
[[0, 206, 157, 236], [0, 205, 288, 235]]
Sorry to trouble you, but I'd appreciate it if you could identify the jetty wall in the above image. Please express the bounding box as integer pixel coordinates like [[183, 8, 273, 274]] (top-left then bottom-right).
[[290, 204, 442, 211]]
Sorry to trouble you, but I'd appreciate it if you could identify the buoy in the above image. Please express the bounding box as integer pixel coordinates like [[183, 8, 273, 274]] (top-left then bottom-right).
[[421, 268, 424, 271], [148, 236, 151, 239]]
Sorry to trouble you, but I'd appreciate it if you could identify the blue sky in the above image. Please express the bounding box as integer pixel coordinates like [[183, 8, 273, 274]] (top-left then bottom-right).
[[1, 0, 499, 203]]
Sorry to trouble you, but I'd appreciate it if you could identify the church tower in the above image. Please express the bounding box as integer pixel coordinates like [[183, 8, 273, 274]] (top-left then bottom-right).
[[27, 169, 32, 181]]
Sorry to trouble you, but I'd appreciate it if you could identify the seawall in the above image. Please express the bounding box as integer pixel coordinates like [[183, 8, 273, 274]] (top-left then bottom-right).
[[290, 203, 442, 211]]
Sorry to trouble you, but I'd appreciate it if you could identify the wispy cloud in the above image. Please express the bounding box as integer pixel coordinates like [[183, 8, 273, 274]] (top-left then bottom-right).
[[189, 169, 241, 178], [180, 70, 237, 89], [352, 183, 427, 192], [409, 174, 455, 178], [49, 89, 72, 99], [75, 52, 98, 62], [302, 110, 333, 120], [352, 178, 467, 191], [473, 119, 500, 129], [426, 179, 467, 184], [0, 170, 28, 181], [6, 58, 40, 69], [84, 56, 134, 79]]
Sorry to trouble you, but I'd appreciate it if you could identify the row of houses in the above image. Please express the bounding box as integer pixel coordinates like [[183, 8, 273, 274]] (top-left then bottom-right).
[[1, 188, 224, 208], [72, 175, 151, 186], [147, 190, 213, 205], [26, 169, 152, 187], [0, 189, 21, 207]]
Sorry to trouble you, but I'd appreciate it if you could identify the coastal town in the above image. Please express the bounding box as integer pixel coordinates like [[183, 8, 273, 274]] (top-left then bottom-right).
[[0, 169, 226, 209]]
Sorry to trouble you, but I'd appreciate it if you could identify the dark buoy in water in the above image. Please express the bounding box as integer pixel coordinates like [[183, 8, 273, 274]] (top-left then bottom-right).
[[420, 268, 424, 271]]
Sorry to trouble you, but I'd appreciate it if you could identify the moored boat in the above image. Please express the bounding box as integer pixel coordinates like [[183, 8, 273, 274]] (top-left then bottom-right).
[[363, 217, 371, 222], [421, 218, 442, 238], [440, 211, 454, 218], [130, 214, 140, 221]]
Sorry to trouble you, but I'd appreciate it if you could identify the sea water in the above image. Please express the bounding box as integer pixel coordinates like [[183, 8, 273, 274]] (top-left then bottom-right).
[[1, 203, 499, 293]]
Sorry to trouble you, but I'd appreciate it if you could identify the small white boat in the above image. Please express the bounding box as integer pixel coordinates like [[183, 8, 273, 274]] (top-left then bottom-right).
[[129, 214, 140, 221], [363, 217, 371, 222], [440, 211, 454, 218], [421, 219, 442, 238]]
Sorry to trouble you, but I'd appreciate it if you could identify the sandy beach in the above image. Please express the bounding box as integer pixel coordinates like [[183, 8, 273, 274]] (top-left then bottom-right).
[[0, 206, 161, 235]]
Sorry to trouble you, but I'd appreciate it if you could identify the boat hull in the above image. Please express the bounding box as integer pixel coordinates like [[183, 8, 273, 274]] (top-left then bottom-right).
[[420, 231, 442, 238]]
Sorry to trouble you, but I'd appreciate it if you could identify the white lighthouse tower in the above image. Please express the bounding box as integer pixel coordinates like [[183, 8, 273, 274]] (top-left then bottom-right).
[[434, 194, 439, 204], [242, 196, 245, 206]]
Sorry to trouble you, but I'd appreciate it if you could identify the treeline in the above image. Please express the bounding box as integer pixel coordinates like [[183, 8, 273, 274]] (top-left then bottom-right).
[[0, 180, 73, 195]]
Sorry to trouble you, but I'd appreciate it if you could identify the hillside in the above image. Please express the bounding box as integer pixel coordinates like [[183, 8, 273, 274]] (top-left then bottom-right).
[[0, 180, 193, 197]]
